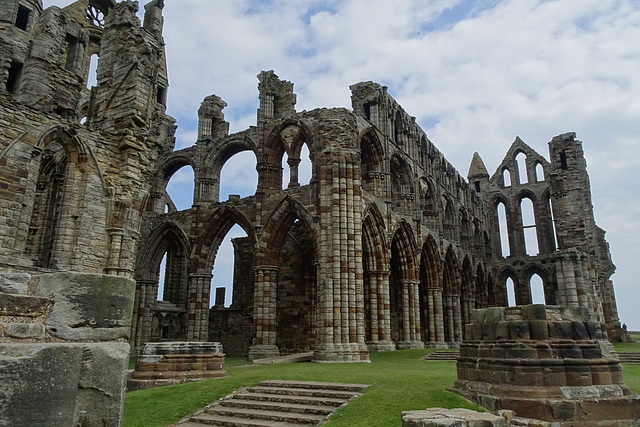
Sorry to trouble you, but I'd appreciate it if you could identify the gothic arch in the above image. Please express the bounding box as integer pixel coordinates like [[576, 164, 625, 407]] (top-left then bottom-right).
[[442, 246, 462, 342], [360, 127, 384, 194], [498, 266, 521, 306], [192, 205, 256, 274], [362, 202, 389, 271], [460, 256, 475, 324], [258, 196, 317, 267], [419, 234, 443, 343]]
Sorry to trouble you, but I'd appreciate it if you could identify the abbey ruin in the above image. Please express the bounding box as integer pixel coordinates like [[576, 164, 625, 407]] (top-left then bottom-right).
[[0, 0, 627, 425]]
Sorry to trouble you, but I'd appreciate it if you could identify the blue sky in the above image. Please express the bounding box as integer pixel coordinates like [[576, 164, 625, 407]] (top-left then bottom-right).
[[45, 0, 640, 329]]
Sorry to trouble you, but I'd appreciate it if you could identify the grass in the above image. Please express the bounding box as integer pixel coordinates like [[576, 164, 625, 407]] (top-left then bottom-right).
[[123, 348, 640, 427], [123, 349, 483, 427], [613, 339, 640, 353]]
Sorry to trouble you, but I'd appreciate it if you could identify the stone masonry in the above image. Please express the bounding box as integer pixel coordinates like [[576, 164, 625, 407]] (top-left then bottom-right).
[[0, 1, 174, 425], [135, 72, 624, 362], [0, 0, 628, 424]]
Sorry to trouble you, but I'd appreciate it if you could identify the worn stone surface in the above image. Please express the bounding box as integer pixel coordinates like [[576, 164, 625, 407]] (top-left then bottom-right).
[[0, 272, 30, 294], [402, 408, 509, 427], [453, 305, 640, 424], [36, 272, 135, 341], [0, 343, 83, 427]]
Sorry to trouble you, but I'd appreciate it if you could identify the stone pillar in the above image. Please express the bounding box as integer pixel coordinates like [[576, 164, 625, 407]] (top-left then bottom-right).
[[366, 270, 395, 351], [132, 279, 158, 350], [186, 273, 211, 341], [425, 288, 446, 347], [287, 158, 301, 188], [557, 252, 579, 307], [314, 152, 369, 362], [104, 227, 124, 276], [397, 280, 424, 349], [248, 266, 279, 360]]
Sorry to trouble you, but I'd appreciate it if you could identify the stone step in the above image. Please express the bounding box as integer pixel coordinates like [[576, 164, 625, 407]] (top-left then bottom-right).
[[617, 352, 640, 364], [234, 392, 346, 407], [218, 399, 334, 416], [252, 352, 314, 365], [258, 380, 368, 393], [195, 407, 324, 425], [178, 417, 303, 426], [424, 351, 460, 361], [245, 386, 358, 400], [178, 381, 367, 426]]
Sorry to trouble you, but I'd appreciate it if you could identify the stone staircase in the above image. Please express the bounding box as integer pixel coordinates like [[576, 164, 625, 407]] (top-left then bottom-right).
[[424, 350, 460, 361], [176, 380, 368, 426], [618, 351, 640, 364]]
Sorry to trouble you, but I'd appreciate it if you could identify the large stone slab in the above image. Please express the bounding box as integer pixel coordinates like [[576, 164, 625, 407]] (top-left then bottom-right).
[[35, 272, 135, 341], [0, 342, 130, 427], [0, 343, 82, 427], [402, 408, 509, 427]]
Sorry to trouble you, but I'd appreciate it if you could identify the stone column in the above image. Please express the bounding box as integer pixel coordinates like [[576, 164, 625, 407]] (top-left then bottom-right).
[[557, 252, 579, 307], [397, 280, 424, 349], [248, 266, 279, 359], [314, 153, 369, 361], [425, 288, 446, 347], [132, 279, 158, 350], [287, 158, 301, 188], [104, 227, 124, 276], [186, 273, 211, 341]]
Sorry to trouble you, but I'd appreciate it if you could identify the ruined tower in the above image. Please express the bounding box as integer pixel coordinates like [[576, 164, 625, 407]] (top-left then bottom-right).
[[0, 1, 175, 425]]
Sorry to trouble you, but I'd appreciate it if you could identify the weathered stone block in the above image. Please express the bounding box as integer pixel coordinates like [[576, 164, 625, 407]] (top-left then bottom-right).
[[509, 320, 530, 340], [401, 407, 508, 427], [484, 307, 504, 323], [0, 343, 82, 427], [528, 320, 549, 340], [496, 321, 510, 340], [0, 293, 52, 317], [0, 272, 31, 294], [75, 342, 130, 427], [548, 321, 573, 339], [35, 272, 135, 341], [3, 322, 46, 339], [522, 304, 547, 321]]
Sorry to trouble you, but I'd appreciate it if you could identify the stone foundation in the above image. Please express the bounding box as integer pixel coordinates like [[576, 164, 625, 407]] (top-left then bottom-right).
[[402, 408, 512, 427], [128, 341, 228, 390], [452, 305, 640, 425]]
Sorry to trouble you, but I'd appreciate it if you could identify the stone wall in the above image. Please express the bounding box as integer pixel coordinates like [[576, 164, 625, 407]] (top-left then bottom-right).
[[0, 0, 175, 425]]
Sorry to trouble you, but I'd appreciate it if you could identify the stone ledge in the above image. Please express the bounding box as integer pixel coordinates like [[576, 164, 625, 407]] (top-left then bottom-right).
[[0, 293, 53, 318], [402, 408, 511, 427]]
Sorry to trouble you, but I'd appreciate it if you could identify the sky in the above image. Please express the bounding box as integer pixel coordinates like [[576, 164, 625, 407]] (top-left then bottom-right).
[[44, 0, 640, 329]]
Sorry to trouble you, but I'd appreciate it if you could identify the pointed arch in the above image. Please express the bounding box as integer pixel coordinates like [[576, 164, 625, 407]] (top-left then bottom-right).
[[360, 127, 384, 194], [362, 202, 389, 271], [460, 256, 475, 324], [419, 234, 443, 343], [390, 220, 418, 281], [442, 246, 462, 342], [258, 196, 317, 267], [192, 205, 257, 273]]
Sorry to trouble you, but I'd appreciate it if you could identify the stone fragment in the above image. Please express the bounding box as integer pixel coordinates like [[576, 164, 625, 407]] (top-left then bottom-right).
[[0, 272, 31, 294], [3, 322, 46, 339], [35, 272, 135, 341]]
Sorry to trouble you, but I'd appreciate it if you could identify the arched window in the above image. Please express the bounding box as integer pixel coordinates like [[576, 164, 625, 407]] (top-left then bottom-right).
[[86, 53, 98, 89], [282, 144, 311, 189], [535, 162, 545, 182], [516, 152, 528, 184], [502, 168, 511, 187], [530, 273, 545, 304], [157, 252, 167, 300], [548, 196, 558, 250], [166, 165, 194, 211], [211, 224, 247, 308], [506, 277, 516, 306], [497, 202, 510, 257], [521, 197, 538, 255], [220, 151, 257, 200], [26, 142, 68, 268]]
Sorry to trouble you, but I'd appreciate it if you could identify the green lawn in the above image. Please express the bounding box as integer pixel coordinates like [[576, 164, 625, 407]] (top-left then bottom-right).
[[123, 349, 482, 427], [123, 348, 640, 427], [613, 340, 640, 352]]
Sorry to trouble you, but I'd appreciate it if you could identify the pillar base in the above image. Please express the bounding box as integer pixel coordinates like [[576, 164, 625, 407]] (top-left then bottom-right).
[[424, 341, 450, 349], [248, 345, 280, 360], [366, 340, 397, 352], [313, 343, 370, 363], [396, 340, 425, 350]]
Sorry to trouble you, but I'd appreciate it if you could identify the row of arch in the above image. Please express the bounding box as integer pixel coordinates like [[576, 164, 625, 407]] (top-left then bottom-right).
[[134, 196, 553, 351]]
